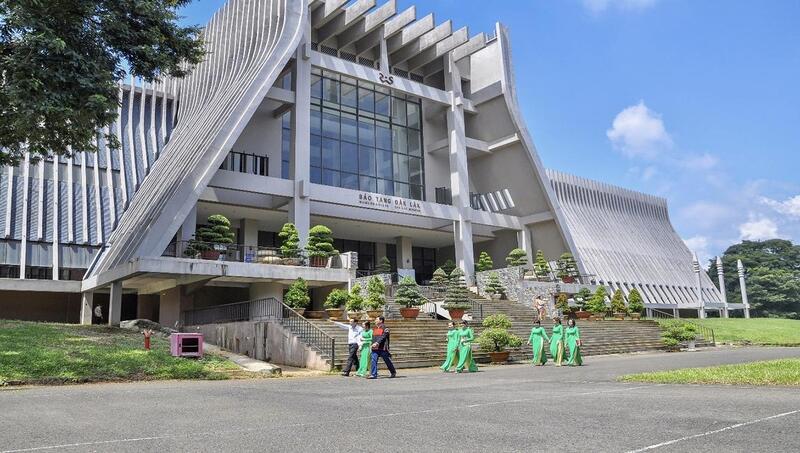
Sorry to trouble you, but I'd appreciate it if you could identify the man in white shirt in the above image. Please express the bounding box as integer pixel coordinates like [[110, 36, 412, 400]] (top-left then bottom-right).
[[334, 318, 363, 376]]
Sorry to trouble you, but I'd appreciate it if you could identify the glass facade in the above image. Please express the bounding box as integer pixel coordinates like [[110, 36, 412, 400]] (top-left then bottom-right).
[[309, 69, 425, 200]]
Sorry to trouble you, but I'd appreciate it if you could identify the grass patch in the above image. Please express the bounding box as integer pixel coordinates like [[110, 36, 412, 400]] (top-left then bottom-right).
[[620, 358, 800, 386], [654, 318, 800, 346], [0, 320, 240, 386]]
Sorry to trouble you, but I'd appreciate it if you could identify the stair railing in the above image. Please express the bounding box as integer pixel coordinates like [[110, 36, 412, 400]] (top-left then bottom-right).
[[649, 308, 716, 346]]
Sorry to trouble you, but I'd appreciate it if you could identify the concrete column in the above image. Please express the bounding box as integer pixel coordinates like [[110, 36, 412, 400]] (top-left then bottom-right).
[[716, 256, 729, 318], [737, 259, 750, 319], [80, 291, 94, 325], [136, 294, 159, 322], [516, 227, 533, 265], [375, 242, 388, 263], [240, 218, 258, 263], [378, 38, 390, 74], [445, 54, 474, 284], [108, 281, 123, 325], [396, 236, 414, 279], [289, 25, 312, 248], [692, 253, 705, 319], [159, 286, 182, 328], [673, 308, 680, 318]]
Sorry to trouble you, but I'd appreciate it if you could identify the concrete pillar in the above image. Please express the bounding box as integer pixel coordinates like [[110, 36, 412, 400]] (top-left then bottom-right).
[[396, 236, 414, 279], [737, 259, 750, 319], [289, 25, 312, 248], [80, 291, 94, 325], [240, 218, 258, 263], [516, 227, 533, 265], [692, 253, 705, 318], [108, 281, 123, 325], [673, 308, 680, 318], [136, 294, 159, 321], [159, 286, 182, 328], [716, 256, 729, 318], [375, 242, 388, 263]]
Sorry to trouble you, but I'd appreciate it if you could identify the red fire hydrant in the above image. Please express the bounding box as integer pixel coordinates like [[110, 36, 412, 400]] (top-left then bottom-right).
[[143, 329, 153, 351]]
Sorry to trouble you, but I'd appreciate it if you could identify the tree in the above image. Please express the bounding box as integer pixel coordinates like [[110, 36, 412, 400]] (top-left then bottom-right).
[[365, 276, 386, 310], [394, 276, 424, 308], [610, 289, 627, 314], [483, 272, 505, 298], [533, 250, 550, 279], [305, 225, 339, 258], [285, 278, 310, 309], [710, 239, 800, 318], [324, 289, 349, 309], [0, 0, 205, 165], [585, 286, 608, 315], [476, 251, 493, 272], [477, 314, 522, 352], [375, 256, 392, 273], [346, 284, 364, 312], [443, 268, 471, 310], [278, 223, 300, 258], [556, 253, 579, 281], [431, 267, 449, 289], [184, 214, 234, 257], [555, 293, 570, 314], [575, 288, 592, 311], [441, 259, 457, 275], [628, 288, 644, 314], [505, 248, 528, 267]]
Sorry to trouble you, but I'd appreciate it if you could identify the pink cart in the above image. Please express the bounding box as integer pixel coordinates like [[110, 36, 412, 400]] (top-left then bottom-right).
[[170, 333, 204, 358]]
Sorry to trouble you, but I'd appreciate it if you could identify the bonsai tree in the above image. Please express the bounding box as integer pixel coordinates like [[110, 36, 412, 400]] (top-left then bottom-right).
[[483, 272, 505, 299], [661, 321, 698, 349], [476, 251, 494, 272], [575, 288, 592, 311], [628, 288, 644, 315], [395, 276, 424, 308], [443, 268, 472, 312], [375, 256, 392, 273], [610, 289, 627, 314], [285, 278, 311, 310], [556, 253, 579, 282], [365, 276, 386, 310], [305, 225, 339, 262], [431, 267, 449, 293], [533, 250, 551, 279], [505, 248, 528, 266], [278, 223, 301, 258], [324, 288, 349, 309], [585, 286, 608, 315], [477, 314, 523, 352], [346, 284, 364, 312], [441, 259, 457, 276], [184, 214, 235, 257], [555, 293, 570, 315]]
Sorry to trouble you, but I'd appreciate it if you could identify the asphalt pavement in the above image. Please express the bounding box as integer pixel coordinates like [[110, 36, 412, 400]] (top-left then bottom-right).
[[1, 346, 799, 453]]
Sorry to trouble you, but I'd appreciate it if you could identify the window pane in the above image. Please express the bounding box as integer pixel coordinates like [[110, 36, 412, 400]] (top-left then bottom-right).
[[360, 176, 377, 192], [376, 122, 392, 150], [341, 113, 357, 143], [323, 78, 339, 104], [407, 102, 420, 129], [310, 166, 322, 183], [311, 75, 322, 99], [392, 98, 406, 125], [378, 179, 394, 196], [392, 126, 407, 154], [282, 112, 291, 128], [407, 129, 421, 156], [281, 128, 291, 161], [393, 153, 409, 182], [409, 156, 422, 185], [323, 169, 340, 186], [359, 146, 376, 176], [410, 184, 423, 201], [358, 118, 375, 146], [341, 83, 357, 109], [322, 137, 340, 170], [394, 182, 410, 198], [341, 172, 359, 190], [310, 107, 322, 136], [375, 91, 390, 118], [322, 109, 340, 139], [377, 149, 393, 179], [310, 134, 322, 167], [282, 161, 289, 179], [358, 87, 374, 112], [341, 141, 358, 174]]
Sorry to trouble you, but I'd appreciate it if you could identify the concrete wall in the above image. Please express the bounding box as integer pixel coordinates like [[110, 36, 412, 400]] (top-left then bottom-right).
[[230, 110, 283, 178], [136, 294, 160, 322]]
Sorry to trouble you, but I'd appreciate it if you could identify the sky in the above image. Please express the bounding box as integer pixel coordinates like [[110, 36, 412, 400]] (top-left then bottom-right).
[[178, 0, 800, 266]]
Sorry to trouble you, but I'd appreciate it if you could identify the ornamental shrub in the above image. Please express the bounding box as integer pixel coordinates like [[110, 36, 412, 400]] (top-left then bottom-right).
[[278, 223, 301, 258], [477, 314, 522, 352], [476, 251, 494, 272], [575, 288, 592, 310], [585, 286, 608, 315], [375, 256, 392, 273], [661, 321, 698, 349], [285, 278, 310, 309], [184, 214, 235, 256], [431, 267, 449, 287], [324, 288, 349, 309], [556, 293, 570, 314], [610, 289, 627, 314], [365, 276, 386, 310], [533, 250, 550, 278], [346, 284, 364, 311], [443, 268, 471, 310], [305, 225, 339, 258], [484, 272, 505, 298], [505, 248, 527, 266], [395, 276, 424, 308], [441, 259, 457, 275], [628, 289, 644, 314], [556, 253, 579, 281]]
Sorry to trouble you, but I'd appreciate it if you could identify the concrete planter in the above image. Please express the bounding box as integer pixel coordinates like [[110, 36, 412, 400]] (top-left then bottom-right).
[[366, 310, 383, 320], [292, 308, 306, 317], [447, 309, 465, 320], [399, 307, 420, 320], [630, 313, 642, 320], [613, 312, 626, 320], [488, 351, 510, 363], [347, 311, 363, 321], [304, 310, 326, 319], [326, 309, 344, 321], [560, 276, 576, 283], [575, 310, 591, 320]]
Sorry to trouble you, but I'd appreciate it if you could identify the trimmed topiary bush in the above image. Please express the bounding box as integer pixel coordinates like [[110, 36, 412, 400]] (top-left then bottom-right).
[[477, 314, 522, 352], [324, 288, 349, 309], [306, 225, 339, 260], [533, 250, 550, 279], [476, 251, 494, 272], [484, 272, 505, 298], [556, 253, 579, 282], [184, 214, 235, 257], [610, 289, 627, 314], [395, 276, 424, 308], [346, 284, 364, 312], [505, 248, 528, 267], [375, 256, 392, 273], [278, 223, 301, 258], [585, 286, 608, 315], [443, 268, 471, 311], [556, 293, 570, 314], [441, 259, 457, 276], [285, 278, 310, 309], [431, 267, 449, 288], [365, 276, 386, 310], [628, 288, 644, 314], [575, 288, 592, 311]]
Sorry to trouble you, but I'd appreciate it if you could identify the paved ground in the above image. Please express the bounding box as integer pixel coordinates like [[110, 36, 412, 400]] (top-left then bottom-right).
[[1, 347, 799, 453]]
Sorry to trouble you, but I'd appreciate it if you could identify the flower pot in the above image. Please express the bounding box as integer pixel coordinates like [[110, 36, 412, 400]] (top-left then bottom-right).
[[200, 250, 221, 260], [326, 308, 344, 321], [366, 309, 383, 320], [447, 309, 465, 320], [575, 310, 591, 320], [613, 312, 626, 320], [304, 310, 326, 319], [491, 293, 501, 301], [561, 276, 575, 283], [488, 351, 510, 364], [590, 314, 604, 321], [281, 257, 302, 266], [309, 256, 328, 267], [630, 313, 641, 320], [399, 307, 420, 320], [347, 311, 362, 321], [292, 308, 306, 317]]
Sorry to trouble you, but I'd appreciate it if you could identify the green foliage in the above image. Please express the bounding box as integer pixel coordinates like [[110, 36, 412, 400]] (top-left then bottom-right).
[[505, 248, 528, 267], [483, 272, 505, 298], [556, 253, 579, 280], [477, 314, 522, 352], [556, 293, 570, 314], [365, 276, 386, 310], [346, 284, 364, 312], [431, 267, 449, 287], [395, 276, 424, 308], [476, 251, 494, 272], [575, 288, 592, 310], [0, 0, 205, 165], [628, 289, 644, 314], [441, 259, 457, 275], [710, 239, 800, 319], [660, 321, 698, 348], [585, 286, 608, 315], [620, 358, 800, 386], [610, 289, 627, 314], [184, 214, 235, 256], [375, 256, 392, 273], [324, 289, 349, 309], [305, 225, 339, 258], [285, 278, 310, 309], [278, 223, 301, 258], [533, 250, 550, 278], [677, 318, 800, 346], [443, 268, 471, 310]]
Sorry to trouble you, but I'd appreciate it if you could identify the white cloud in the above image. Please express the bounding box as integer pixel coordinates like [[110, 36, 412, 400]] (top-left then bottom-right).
[[607, 101, 672, 158], [679, 153, 719, 171], [761, 195, 800, 218], [680, 201, 734, 230], [584, 0, 659, 14], [739, 218, 781, 241], [683, 235, 712, 265]]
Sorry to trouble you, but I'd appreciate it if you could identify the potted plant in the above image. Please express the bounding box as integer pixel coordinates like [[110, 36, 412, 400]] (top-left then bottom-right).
[[556, 253, 579, 283], [305, 225, 338, 267], [661, 321, 698, 351], [346, 284, 365, 319], [285, 277, 311, 316], [585, 286, 608, 321], [483, 272, 505, 300], [505, 248, 528, 267], [533, 250, 551, 281], [441, 259, 457, 276], [477, 314, 523, 363], [184, 214, 235, 260], [278, 223, 302, 265], [395, 276, 424, 319], [365, 276, 386, 319], [555, 293, 570, 317], [475, 251, 493, 272], [375, 256, 392, 274], [627, 288, 644, 320], [443, 268, 471, 320], [324, 288, 349, 321], [610, 289, 627, 320], [574, 288, 592, 319]]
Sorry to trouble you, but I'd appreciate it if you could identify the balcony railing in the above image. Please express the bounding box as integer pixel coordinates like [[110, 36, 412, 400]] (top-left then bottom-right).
[[163, 241, 349, 269], [219, 151, 268, 176]]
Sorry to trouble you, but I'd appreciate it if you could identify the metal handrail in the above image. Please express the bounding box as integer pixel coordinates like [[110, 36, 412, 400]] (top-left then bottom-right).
[[649, 308, 716, 346]]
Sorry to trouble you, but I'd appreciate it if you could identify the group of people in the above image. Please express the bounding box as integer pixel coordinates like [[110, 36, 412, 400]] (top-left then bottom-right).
[[440, 320, 479, 373], [527, 318, 583, 366], [337, 316, 396, 379]]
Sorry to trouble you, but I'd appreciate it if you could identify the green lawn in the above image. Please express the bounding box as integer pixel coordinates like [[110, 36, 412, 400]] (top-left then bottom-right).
[[653, 318, 800, 346], [0, 320, 240, 386], [620, 358, 800, 386]]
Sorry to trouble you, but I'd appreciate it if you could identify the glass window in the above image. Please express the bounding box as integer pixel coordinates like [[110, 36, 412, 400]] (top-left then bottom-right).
[[282, 161, 290, 180], [393, 153, 408, 182], [392, 126, 407, 154], [409, 156, 422, 185], [322, 137, 339, 170], [310, 107, 322, 136], [410, 184, 423, 201], [311, 166, 322, 183], [376, 122, 392, 150], [407, 129, 421, 156], [341, 113, 357, 143], [407, 102, 420, 129], [341, 83, 357, 110], [394, 182, 409, 198], [322, 109, 340, 139], [358, 87, 374, 112], [311, 74, 322, 99], [323, 169, 339, 186], [282, 111, 292, 128], [377, 149, 393, 179], [323, 78, 339, 104], [341, 141, 358, 174], [359, 146, 376, 176], [375, 90, 390, 119], [360, 176, 377, 192], [378, 179, 394, 195], [341, 172, 359, 190], [310, 134, 322, 167], [358, 118, 375, 146], [392, 98, 406, 125]]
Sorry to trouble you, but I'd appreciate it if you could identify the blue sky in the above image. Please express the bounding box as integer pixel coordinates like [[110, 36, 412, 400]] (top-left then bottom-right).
[[179, 0, 800, 265]]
